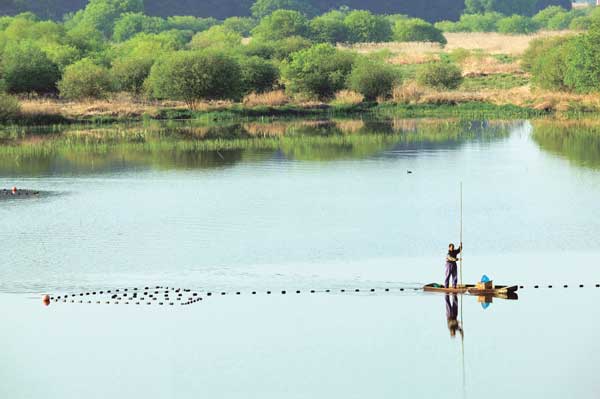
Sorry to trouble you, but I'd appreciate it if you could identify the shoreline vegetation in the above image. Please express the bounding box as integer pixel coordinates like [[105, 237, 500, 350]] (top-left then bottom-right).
[[1, 2, 600, 128]]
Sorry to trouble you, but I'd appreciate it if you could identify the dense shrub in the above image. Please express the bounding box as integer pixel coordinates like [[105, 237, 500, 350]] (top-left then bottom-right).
[[416, 61, 463, 89], [343, 10, 393, 43], [457, 12, 504, 32], [532, 5, 566, 27], [238, 56, 280, 94], [347, 59, 399, 101], [309, 10, 349, 44], [496, 15, 539, 34], [66, 0, 144, 37], [111, 56, 155, 94], [0, 93, 20, 122], [251, 10, 310, 41], [271, 36, 313, 60], [530, 41, 569, 90], [41, 43, 82, 71], [393, 18, 446, 44], [189, 26, 242, 50], [521, 35, 571, 71], [282, 43, 355, 99], [222, 17, 257, 36], [250, 0, 317, 19], [546, 11, 575, 30], [112, 12, 167, 42], [146, 50, 243, 106], [2, 41, 60, 93], [563, 24, 600, 93], [58, 58, 113, 99], [166, 16, 217, 33], [569, 16, 592, 31]]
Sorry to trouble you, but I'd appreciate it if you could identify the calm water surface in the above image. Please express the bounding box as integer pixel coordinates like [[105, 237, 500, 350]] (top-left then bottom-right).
[[1, 119, 599, 398]]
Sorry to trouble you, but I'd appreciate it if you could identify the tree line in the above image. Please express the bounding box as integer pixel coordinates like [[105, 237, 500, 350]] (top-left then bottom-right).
[[0, 0, 572, 22], [0, 0, 597, 113]]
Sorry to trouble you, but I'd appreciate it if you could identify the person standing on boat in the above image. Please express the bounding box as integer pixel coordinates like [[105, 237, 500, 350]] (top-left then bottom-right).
[[445, 242, 462, 289]]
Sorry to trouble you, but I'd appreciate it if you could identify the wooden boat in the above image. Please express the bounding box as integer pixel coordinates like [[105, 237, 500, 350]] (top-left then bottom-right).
[[423, 283, 518, 296]]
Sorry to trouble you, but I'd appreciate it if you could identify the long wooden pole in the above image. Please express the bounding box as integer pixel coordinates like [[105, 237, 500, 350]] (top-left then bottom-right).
[[460, 182, 463, 287]]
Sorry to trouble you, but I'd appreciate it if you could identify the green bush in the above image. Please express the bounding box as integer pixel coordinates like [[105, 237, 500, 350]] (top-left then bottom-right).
[[393, 18, 446, 44], [189, 26, 242, 50], [456, 12, 504, 32], [238, 56, 280, 94], [343, 10, 393, 43], [546, 11, 574, 30], [416, 61, 463, 90], [146, 50, 243, 106], [250, 0, 317, 19], [309, 10, 349, 43], [2, 41, 60, 94], [251, 10, 310, 41], [347, 59, 400, 101], [166, 16, 217, 33], [0, 93, 21, 123], [434, 20, 462, 32], [271, 36, 313, 60], [569, 16, 592, 31], [111, 56, 155, 94], [521, 35, 571, 71], [282, 43, 355, 99], [530, 41, 569, 90], [112, 12, 167, 42], [222, 17, 257, 36], [532, 6, 566, 27], [563, 23, 600, 93], [497, 15, 539, 34], [58, 58, 113, 99]]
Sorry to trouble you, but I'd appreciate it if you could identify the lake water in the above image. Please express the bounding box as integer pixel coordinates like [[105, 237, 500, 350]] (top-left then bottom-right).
[[1, 118, 599, 398]]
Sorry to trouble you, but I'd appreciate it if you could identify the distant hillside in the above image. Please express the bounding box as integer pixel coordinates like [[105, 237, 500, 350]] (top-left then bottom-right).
[[0, 0, 572, 21]]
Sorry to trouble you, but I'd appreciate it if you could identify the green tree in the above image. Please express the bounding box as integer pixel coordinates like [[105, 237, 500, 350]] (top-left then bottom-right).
[[40, 43, 82, 71], [58, 58, 113, 99], [251, 10, 309, 41], [69, 0, 144, 37], [222, 17, 257, 36], [250, 0, 317, 19], [309, 10, 349, 44], [146, 50, 243, 107], [563, 22, 600, 93], [465, 0, 538, 16], [532, 5, 567, 27], [166, 16, 218, 33], [189, 26, 242, 50], [343, 10, 393, 43], [111, 55, 155, 94], [112, 12, 167, 42], [521, 35, 571, 71], [530, 41, 569, 90], [282, 43, 355, 99], [238, 56, 280, 94], [0, 93, 20, 123], [393, 18, 446, 44], [497, 15, 539, 34], [453, 12, 504, 32], [416, 61, 463, 90], [2, 40, 60, 93], [347, 59, 399, 101]]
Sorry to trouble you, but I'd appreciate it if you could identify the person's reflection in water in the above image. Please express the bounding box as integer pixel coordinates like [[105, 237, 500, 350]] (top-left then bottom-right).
[[445, 294, 463, 338]]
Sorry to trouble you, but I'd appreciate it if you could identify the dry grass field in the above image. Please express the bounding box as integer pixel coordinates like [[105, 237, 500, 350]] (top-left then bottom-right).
[[340, 30, 576, 56]]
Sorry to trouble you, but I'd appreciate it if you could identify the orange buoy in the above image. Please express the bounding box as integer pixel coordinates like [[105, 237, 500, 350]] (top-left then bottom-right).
[[42, 294, 50, 306], [11, 186, 17, 194]]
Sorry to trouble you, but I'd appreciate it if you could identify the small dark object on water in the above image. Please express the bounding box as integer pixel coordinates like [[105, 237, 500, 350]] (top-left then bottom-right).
[[370, 289, 375, 292], [407, 170, 413, 174], [564, 285, 568, 288], [310, 290, 315, 293], [580, 284, 584, 288], [534, 285, 539, 288], [548, 285, 552, 288], [281, 291, 286, 294]]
